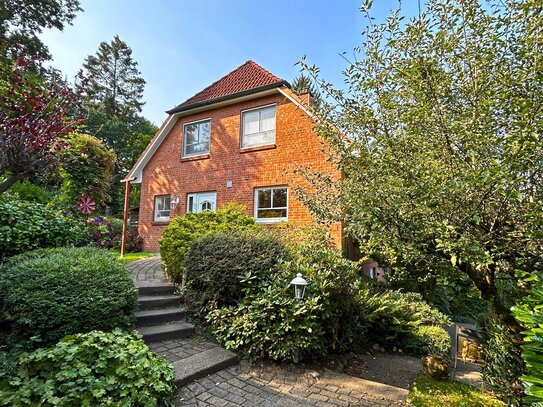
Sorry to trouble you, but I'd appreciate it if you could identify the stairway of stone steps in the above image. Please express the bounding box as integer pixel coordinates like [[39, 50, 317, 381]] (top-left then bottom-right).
[[136, 283, 239, 386]]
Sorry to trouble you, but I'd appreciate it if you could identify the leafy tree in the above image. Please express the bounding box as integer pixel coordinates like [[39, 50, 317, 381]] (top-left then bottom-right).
[[0, 0, 81, 59], [298, 0, 543, 337], [0, 48, 82, 194], [60, 133, 116, 210], [81, 35, 145, 119]]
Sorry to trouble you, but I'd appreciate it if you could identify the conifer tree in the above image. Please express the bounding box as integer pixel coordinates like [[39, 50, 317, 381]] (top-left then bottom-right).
[[81, 35, 145, 119]]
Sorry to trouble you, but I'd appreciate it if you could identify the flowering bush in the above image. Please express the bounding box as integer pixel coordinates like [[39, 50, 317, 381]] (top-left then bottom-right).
[[86, 216, 123, 249]]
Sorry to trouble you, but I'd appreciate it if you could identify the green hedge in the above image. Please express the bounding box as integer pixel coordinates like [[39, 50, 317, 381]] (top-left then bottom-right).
[[207, 249, 368, 361], [183, 230, 290, 316], [0, 247, 137, 350], [0, 197, 87, 262], [0, 330, 173, 406], [160, 203, 256, 284]]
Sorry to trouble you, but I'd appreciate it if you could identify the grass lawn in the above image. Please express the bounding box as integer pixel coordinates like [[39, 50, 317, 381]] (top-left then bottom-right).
[[409, 374, 505, 407], [115, 251, 154, 264]]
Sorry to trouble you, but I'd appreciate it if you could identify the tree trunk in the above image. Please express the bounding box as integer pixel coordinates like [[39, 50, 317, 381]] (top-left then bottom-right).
[[0, 173, 23, 194], [460, 262, 524, 343]]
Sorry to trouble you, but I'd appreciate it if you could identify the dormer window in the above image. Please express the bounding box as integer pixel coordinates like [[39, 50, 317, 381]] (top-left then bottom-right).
[[241, 105, 276, 149], [183, 119, 211, 157]]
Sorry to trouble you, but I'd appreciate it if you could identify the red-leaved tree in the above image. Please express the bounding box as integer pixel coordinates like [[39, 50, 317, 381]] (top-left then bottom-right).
[[0, 47, 83, 193]]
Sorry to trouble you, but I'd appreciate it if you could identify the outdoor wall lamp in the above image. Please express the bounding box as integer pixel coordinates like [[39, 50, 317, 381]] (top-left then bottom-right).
[[290, 273, 309, 300], [170, 194, 179, 209]]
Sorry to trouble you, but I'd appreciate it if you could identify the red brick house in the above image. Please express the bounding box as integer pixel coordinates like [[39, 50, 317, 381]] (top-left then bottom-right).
[[124, 61, 343, 252]]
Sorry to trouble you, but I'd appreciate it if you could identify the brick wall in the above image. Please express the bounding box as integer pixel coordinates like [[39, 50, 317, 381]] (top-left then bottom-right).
[[139, 90, 342, 251]]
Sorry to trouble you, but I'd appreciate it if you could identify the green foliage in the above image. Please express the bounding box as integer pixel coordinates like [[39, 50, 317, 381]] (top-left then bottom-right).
[[405, 325, 451, 359], [512, 272, 543, 405], [0, 329, 173, 407], [409, 374, 504, 407], [0, 197, 87, 261], [298, 0, 543, 335], [359, 289, 452, 353], [60, 133, 116, 210], [83, 108, 155, 215], [208, 249, 367, 362], [183, 230, 290, 316], [160, 202, 256, 284], [0, 247, 137, 350], [481, 320, 525, 405], [82, 35, 146, 119], [7, 179, 50, 204]]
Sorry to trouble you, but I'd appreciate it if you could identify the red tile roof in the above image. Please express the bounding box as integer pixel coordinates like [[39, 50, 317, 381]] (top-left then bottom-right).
[[168, 61, 286, 113]]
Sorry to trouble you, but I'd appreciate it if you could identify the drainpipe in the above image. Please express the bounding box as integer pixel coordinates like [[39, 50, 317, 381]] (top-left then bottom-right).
[[120, 176, 136, 258]]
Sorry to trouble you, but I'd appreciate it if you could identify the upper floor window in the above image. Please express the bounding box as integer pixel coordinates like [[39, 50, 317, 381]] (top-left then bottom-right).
[[254, 186, 287, 223], [183, 119, 211, 157], [241, 105, 276, 149], [154, 195, 171, 222]]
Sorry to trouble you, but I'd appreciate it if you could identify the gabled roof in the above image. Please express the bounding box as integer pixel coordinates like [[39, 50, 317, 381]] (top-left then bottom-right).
[[166, 60, 288, 114]]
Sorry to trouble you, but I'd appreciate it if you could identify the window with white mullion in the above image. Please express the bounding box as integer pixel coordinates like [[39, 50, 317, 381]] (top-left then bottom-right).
[[241, 105, 276, 148], [154, 195, 171, 222], [255, 187, 287, 222], [183, 119, 211, 157]]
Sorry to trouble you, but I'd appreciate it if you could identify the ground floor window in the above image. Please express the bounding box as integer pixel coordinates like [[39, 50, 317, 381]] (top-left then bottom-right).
[[154, 195, 171, 222], [254, 186, 288, 223], [187, 192, 216, 213]]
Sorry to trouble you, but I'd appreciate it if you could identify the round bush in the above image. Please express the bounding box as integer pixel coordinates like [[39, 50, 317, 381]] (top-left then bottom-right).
[[184, 230, 290, 315], [159, 202, 256, 284], [0, 247, 137, 349], [404, 325, 452, 358], [0, 197, 87, 262], [0, 329, 174, 406], [208, 248, 369, 362]]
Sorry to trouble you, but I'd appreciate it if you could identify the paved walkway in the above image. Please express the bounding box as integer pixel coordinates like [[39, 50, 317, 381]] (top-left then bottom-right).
[[176, 362, 407, 406], [127, 257, 408, 406], [129, 254, 169, 287]]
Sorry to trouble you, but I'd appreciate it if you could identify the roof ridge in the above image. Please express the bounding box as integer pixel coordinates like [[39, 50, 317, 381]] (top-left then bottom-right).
[[170, 60, 284, 112]]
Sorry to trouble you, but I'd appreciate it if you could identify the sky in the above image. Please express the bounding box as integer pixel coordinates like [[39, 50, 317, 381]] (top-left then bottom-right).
[[39, 1, 416, 125]]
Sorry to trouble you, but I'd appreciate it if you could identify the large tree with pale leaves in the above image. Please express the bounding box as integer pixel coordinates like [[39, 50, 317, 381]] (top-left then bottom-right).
[[299, 0, 543, 337]]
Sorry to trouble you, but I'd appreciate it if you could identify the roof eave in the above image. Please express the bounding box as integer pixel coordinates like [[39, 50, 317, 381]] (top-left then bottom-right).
[[166, 80, 290, 115]]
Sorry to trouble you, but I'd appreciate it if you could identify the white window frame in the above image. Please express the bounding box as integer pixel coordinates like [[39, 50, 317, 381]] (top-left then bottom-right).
[[182, 118, 211, 158], [154, 195, 171, 222], [240, 104, 276, 149], [187, 192, 217, 213], [254, 186, 288, 223]]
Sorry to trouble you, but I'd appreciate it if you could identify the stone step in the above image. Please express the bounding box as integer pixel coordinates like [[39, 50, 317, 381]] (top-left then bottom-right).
[[172, 348, 240, 386], [138, 295, 180, 310], [138, 285, 176, 296], [136, 307, 186, 327], [138, 322, 194, 343]]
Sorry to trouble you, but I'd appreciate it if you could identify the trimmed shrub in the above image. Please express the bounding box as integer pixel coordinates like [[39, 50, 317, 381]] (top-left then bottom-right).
[[359, 289, 452, 351], [183, 230, 290, 316], [0, 247, 137, 350], [0, 197, 87, 262], [207, 248, 368, 362], [405, 325, 452, 358], [160, 202, 256, 284], [0, 330, 173, 406]]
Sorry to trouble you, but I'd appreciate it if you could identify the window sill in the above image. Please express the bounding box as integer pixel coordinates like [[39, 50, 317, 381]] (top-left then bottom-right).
[[181, 154, 210, 162], [240, 144, 276, 154], [151, 221, 170, 226], [256, 218, 288, 224]]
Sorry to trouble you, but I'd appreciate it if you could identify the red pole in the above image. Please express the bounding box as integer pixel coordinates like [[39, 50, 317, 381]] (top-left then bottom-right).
[[120, 177, 135, 258]]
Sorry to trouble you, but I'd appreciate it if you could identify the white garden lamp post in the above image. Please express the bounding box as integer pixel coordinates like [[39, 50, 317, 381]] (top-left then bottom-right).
[[290, 273, 309, 300]]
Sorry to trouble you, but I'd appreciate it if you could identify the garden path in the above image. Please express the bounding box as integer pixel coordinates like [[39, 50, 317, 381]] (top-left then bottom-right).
[[127, 256, 409, 406]]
